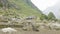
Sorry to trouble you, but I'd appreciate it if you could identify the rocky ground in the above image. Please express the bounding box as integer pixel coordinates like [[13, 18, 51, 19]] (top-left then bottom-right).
[[0, 16, 60, 34], [0, 28, 60, 34]]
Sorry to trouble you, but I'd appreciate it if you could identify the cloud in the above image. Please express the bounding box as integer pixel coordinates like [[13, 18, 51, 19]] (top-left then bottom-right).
[[31, 0, 59, 11]]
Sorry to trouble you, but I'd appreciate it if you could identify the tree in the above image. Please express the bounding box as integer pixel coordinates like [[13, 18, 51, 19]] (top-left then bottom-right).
[[40, 14, 48, 20], [48, 12, 56, 20]]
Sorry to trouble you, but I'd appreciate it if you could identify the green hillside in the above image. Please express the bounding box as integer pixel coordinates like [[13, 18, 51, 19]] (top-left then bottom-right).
[[0, 0, 58, 31], [0, 0, 43, 18]]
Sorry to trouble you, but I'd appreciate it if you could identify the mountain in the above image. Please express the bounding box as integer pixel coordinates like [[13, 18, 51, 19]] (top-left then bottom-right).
[[0, 0, 42, 18], [44, 2, 60, 19]]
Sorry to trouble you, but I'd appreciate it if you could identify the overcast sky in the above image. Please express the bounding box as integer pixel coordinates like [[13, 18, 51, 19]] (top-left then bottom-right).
[[31, 0, 59, 11]]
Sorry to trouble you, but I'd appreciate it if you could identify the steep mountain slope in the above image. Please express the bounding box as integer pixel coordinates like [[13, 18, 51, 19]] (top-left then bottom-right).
[[0, 0, 42, 18]]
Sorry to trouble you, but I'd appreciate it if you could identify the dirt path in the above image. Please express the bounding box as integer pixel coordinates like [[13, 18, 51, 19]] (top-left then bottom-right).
[[0, 29, 60, 34], [18, 30, 60, 34]]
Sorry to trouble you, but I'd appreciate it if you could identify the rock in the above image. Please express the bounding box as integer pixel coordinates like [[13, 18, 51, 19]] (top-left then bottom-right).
[[25, 16, 37, 20], [49, 22, 60, 30]]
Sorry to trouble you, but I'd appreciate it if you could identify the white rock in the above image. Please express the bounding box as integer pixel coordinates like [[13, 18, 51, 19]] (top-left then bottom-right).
[[1, 27, 17, 32]]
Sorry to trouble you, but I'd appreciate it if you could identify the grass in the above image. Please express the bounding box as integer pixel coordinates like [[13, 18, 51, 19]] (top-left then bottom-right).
[[0, 0, 42, 18]]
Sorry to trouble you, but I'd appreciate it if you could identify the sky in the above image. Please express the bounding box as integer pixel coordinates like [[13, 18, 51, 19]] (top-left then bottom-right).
[[31, 0, 59, 11]]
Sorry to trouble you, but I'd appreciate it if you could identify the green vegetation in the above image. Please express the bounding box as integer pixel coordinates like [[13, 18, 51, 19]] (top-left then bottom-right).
[[40, 14, 48, 20], [0, 0, 57, 20], [0, 0, 59, 31], [48, 12, 56, 20], [0, 0, 43, 18]]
